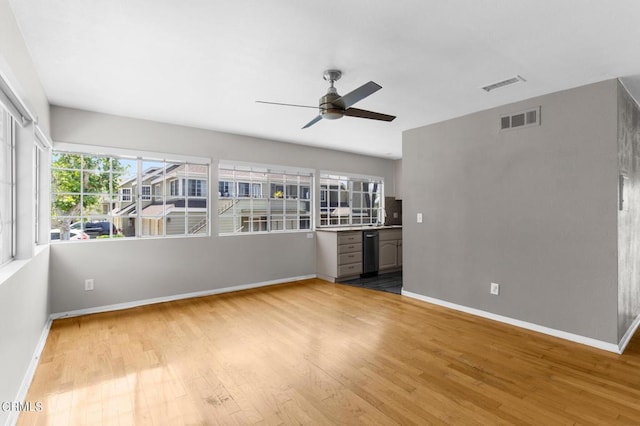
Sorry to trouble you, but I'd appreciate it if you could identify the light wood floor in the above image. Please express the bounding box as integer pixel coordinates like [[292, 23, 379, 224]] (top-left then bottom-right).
[[19, 279, 640, 425]]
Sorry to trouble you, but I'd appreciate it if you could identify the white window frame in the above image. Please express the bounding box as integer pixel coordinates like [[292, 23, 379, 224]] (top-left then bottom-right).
[[0, 70, 48, 270], [188, 179, 205, 197], [218, 161, 314, 235], [319, 171, 384, 227], [252, 183, 262, 198], [170, 179, 181, 196], [119, 187, 132, 202], [33, 143, 40, 244], [34, 125, 52, 246], [51, 142, 211, 241], [0, 108, 15, 266], [141, 185, 151, 201]]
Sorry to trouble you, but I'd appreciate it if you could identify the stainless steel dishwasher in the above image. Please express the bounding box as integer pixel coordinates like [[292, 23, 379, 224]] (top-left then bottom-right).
[[362, 230, 379, 277]]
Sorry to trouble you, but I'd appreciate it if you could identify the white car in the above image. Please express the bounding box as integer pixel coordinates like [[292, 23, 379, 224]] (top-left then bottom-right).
[[50, 228, 90, 241]]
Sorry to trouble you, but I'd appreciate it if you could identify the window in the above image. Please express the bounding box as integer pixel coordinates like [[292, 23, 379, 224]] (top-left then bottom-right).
[[252, 183, 262, 198], [0, 108, 14, 265], [218, 181, 234, 197], [51, 148, 210, 240], [170, 179, 180, 196], [119, 188, 132, 202], [33, 126, 52, 246], [238, 182, 250, 198], [319, 172, 383, 226], [218, 162, 312, 234], [141, 185, 151, 201], [33, 139, 47, 244], [188, 179, 205, 197], [169, 179, 205, 197]]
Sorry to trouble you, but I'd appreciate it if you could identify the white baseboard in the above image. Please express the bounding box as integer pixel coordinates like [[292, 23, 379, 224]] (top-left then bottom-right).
[[50, 274, 317, 320], [618, 313, 640, 354], [401, 290, 621, 354], [5, 317, 53, 426]]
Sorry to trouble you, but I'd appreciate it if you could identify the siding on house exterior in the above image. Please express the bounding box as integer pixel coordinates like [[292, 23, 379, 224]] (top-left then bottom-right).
[[112, 164, 209, 237]]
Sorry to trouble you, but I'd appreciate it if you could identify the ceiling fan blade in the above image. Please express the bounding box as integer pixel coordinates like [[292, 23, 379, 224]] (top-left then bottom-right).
[[256, 101, 318, 109], [344, 108, 396, 122], [302, 115, 323, 129], [337, 81, 382, 108]]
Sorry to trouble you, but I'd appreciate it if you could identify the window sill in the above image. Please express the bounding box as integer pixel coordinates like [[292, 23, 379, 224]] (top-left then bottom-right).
[[219, 230, 313, 237], [50, 233, 210, 244], [0, 245, 49, 287]]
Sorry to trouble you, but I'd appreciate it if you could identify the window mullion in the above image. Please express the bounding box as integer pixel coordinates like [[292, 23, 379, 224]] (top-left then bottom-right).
[[267, 173, 272, 232], [184, 164, 189, 235], [10, 117, 16, 258], [136, 158, 142, 237], [79, 155, 84, 235], [162, 162, 167, 236]]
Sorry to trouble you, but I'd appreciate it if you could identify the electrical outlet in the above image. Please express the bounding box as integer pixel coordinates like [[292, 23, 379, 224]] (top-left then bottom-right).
[[306, 233, 314, 239], [490, 282, 500, 295], [85, 279, 94, 291], [417, 213, 423, 223]]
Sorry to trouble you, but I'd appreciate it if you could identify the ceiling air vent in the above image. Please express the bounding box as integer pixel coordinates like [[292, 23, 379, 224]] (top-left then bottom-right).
[[500, 106, 540, 131], [482, 75, 526, 92]]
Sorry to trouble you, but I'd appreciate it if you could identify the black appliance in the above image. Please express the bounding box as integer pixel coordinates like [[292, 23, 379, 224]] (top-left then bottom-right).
[[362, 230, 379, 277]]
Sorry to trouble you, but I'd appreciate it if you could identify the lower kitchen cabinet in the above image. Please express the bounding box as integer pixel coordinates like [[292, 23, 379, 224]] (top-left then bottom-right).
[[316, 230, 363, 282], [316, 228, 403, 282], [379, 229, 402, 272], [379, 240, 398, 270]]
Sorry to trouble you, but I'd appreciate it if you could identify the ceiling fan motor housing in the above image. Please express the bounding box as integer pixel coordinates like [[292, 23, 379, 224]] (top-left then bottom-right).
[[320, 88, 344, 120]]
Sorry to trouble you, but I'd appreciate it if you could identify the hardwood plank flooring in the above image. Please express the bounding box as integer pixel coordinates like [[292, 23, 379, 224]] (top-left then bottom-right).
[[18, 279, 640, 425]]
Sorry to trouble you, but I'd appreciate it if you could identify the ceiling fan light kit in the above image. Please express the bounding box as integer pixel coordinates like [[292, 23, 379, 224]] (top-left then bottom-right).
[[257, 69, 396, 129]]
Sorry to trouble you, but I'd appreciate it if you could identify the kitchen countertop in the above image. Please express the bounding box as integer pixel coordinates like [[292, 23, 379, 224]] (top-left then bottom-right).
[[316, 225, 402, 232]]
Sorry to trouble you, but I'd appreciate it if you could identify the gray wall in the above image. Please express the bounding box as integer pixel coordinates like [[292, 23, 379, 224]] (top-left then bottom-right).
[[403, 80, 619, 344], [617, 81, 640, 340], [0, 1, 51, 424], [49, 106, 395, 313], [0, 248, 50, 425]]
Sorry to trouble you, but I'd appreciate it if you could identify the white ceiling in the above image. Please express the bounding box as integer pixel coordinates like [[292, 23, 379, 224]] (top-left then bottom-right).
[[8, 1, 640, 159]]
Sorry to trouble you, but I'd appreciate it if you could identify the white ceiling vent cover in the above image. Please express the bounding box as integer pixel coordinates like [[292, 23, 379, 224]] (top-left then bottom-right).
[[500, 106, 541, 131], [482, 75, 526, 92]]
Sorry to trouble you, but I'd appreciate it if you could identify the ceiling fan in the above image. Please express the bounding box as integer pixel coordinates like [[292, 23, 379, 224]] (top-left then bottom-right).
[[257, 70, 396, 129]]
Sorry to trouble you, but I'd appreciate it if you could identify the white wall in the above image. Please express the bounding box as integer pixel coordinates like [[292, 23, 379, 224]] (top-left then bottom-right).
[[402, 80, 619, 344], [49, 106, 396, 313], [0, 1, 51, 424]]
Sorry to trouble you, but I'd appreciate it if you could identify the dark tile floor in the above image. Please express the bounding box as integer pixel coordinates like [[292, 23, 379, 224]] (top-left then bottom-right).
[[341, 271, 403, 295]]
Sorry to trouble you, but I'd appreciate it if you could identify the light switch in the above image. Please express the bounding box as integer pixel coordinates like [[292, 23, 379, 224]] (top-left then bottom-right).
[[417, 213, 423, 223]]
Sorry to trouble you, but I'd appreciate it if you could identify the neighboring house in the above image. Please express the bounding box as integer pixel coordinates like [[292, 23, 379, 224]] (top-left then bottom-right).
[[216, 170, 382, 232], [217, 168, 312, 233], [112, 164, 208, 236]]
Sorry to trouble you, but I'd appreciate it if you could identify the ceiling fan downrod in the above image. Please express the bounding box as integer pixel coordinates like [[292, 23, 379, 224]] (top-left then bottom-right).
[[320, 69, 344, 120]]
